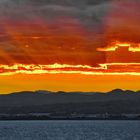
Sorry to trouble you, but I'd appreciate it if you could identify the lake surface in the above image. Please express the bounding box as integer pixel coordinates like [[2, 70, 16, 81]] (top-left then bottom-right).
[[0, 120, 140, 140]]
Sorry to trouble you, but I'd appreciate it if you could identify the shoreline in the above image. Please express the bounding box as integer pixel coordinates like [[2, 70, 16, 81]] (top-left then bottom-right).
[[0, 115, 140, 121]]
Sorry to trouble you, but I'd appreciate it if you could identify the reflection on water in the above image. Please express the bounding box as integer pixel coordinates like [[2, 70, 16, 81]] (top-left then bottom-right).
[[0, 120, 140, 140]]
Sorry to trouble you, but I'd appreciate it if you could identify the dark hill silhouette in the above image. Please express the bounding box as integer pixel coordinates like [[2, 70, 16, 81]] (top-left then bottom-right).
[[0, 89, 140, 117]]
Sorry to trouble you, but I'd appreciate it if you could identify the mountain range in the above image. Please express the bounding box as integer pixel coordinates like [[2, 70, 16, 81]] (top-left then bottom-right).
[[0, 89, 140, 117]]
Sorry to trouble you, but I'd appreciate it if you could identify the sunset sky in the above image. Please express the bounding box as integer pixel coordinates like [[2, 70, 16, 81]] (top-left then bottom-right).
[[0, 0, 140, 93]]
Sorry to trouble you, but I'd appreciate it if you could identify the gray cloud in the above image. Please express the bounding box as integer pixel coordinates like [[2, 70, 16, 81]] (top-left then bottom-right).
[[0, 0, 112, 39], [0, 0, 111, 22]]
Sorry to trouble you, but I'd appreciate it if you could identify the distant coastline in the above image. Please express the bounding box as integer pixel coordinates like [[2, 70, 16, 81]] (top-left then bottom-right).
[[0, 113, 140, 120]]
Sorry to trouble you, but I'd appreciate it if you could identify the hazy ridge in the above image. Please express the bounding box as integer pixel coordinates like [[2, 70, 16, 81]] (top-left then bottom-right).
[[0, 89, 140, 116]]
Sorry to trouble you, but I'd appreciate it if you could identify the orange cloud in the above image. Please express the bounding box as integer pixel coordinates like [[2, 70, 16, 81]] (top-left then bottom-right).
[[97, 41, 140, 52], [0, 62, 139, 76]]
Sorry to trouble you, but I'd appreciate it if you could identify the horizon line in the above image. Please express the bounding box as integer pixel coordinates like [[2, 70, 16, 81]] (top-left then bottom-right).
[[2, 88, 139, 95]]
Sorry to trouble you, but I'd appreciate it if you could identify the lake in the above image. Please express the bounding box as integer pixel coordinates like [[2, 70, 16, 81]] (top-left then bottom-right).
[[0, 120, 140, 140]]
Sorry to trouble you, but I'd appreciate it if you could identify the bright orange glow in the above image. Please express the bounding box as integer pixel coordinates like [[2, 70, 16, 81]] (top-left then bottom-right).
[[116, 42, 131, 47], [129, 45, 140, 52], [0, 62, 139, 76], [97, 41, 140, 52], [97, 46, 118, 51], [0, 73, 140, 94]]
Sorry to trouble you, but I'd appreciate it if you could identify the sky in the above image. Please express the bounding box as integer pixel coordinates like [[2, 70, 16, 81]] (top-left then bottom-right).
[[0, 0, 140, 93]]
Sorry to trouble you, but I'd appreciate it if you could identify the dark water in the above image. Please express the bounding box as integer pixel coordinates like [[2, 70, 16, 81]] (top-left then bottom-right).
[[0, 120, 140, 140]]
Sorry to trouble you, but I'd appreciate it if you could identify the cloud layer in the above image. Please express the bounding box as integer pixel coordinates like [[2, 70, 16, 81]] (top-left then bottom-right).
[[0, 0, 139, 66]]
